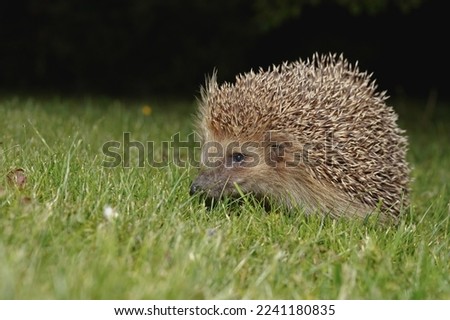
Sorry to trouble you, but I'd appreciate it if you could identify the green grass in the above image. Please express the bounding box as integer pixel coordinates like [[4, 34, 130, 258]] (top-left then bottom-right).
[[0, 96, 449, 299]]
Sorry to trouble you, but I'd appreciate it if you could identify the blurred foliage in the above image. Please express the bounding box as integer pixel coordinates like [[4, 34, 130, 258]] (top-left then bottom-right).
[[1, 0, 444, 97], [335, 0, 424, 15], [252, 0, 424, 30]]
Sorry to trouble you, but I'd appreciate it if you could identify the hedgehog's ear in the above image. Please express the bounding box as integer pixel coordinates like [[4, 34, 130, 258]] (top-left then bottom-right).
[[263, 131, 293, 163], [264, 141, 294, 168]]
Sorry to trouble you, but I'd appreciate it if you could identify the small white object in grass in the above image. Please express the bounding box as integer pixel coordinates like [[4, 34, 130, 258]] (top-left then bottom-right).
[[189, 252, 196, 261], [103, 205, 119, 221]]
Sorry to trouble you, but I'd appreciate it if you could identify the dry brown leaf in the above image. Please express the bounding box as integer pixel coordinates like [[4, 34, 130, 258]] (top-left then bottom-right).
[[6, 168, 27, 189], [20, 196, 33, 205]]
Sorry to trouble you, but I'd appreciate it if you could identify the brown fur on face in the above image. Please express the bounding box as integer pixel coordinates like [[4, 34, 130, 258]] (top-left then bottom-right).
[[191, 53, 409, 221], [190, 130, 372, 218]]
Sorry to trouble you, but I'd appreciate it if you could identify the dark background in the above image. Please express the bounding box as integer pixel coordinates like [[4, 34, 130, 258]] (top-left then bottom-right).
[[1, 0, 448, 100]]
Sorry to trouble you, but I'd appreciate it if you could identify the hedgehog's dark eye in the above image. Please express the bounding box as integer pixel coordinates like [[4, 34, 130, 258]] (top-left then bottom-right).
[[232, 153, 245, 163]]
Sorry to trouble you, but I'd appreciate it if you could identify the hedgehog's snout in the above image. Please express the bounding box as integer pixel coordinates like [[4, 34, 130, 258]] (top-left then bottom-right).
[[189, 178, 217, 209], [190, 170, 231, 206], [189, 181, 200, 196], [189, 174, 212, 198]]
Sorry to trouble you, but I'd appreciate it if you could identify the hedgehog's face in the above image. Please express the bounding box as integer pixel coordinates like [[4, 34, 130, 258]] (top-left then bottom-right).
[[189, 133, 298, 205]]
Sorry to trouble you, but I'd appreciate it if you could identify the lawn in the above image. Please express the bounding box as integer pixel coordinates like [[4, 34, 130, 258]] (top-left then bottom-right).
[[0, 95, 448, 299]]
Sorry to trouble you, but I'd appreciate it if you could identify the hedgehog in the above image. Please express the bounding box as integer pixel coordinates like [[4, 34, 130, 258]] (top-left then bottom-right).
[[190, 53, 409, 221]]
